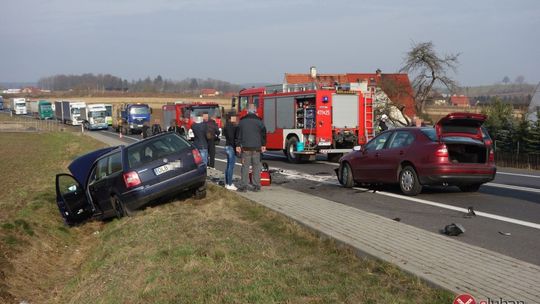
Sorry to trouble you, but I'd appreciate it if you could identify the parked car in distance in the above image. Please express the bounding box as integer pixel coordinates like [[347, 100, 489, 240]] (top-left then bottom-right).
[[55, 132, 207, 225], [336, 113, 496, 196]]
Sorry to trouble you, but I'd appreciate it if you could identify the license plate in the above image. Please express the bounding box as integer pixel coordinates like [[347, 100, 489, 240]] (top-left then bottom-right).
[[154, 164, 172, 176], [138, 124, 143, 127]]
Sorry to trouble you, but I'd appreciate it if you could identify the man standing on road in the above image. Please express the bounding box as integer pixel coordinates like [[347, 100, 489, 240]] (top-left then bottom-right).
[[205, 113, 220, 168], [223, 114, 239, 191], [191, 115, 208, 165], [236, 104, 266, 192]]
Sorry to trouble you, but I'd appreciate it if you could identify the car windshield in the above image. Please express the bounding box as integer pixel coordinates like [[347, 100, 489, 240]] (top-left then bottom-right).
[[190, 106, 221, 118], [421, 128, 484, 145], [105, 106, 112, 116], [71, 108, 81, 114], [130, 106, 150, 115], [41, 105, 52, 111], [89, 110, 106, 118], [127, 133, 191, 168]]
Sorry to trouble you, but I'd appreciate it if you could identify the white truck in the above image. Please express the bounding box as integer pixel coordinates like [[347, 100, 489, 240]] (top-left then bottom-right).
[[55, 101, 86, 125], [11, 98, 27, 115], [80, 104, 109, 130]]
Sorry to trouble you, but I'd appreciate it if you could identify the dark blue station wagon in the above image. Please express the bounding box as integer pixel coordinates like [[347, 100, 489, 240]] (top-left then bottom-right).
[[55, 132, 207, 225]]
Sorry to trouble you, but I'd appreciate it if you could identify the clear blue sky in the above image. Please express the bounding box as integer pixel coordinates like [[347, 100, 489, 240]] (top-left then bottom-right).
[[1, 0, 539, 86]]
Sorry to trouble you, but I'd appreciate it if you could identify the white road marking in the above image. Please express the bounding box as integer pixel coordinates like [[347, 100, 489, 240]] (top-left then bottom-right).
[[368, 189, 540, 230], [497, 171, 540, 179], [221, 164, 540, 230], [484, 182, 540, 193]]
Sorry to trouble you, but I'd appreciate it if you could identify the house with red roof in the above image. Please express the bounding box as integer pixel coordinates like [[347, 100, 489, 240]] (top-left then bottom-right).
[[449, 95, 470, 107], [283, 69, 417, 117], [200, 88, 219, 97]]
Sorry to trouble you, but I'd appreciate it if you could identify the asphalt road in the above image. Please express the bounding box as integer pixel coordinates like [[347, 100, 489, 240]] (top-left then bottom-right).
[[92, 130, 540, 266]]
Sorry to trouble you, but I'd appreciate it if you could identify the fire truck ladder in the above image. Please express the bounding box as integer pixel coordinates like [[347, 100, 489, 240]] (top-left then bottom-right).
[[364, 95, 375, 141]]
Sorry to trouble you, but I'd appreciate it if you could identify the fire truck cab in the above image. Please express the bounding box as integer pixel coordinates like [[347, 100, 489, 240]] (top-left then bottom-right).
[[234, 83, 374, 163], [174, 102, 223, 140]]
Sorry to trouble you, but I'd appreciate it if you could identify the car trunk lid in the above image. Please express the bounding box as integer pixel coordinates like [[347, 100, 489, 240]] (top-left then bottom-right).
[[436, 112, 486, 141]]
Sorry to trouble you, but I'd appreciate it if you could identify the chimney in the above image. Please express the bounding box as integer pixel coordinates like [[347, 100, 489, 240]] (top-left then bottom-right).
[[310, 66, 317, 79]]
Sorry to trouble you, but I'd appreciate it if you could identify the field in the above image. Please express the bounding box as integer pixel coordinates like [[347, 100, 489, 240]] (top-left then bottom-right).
[[0, 129, 453, 303]]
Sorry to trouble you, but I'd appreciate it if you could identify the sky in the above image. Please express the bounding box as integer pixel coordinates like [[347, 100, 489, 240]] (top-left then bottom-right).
[[1, 0, 539, 86]]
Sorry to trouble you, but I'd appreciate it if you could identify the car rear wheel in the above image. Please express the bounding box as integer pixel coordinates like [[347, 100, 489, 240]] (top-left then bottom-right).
[[111, 195, 131, 218], [459, 183, 482, 192], [399, 166, 422, 196], [193, 185, 207, 200], [339, 162, 355, 188]]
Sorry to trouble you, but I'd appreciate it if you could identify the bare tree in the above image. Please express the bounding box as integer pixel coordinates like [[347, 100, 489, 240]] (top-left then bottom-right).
[[515, 75, 525, 84], [502, 76, 510, 84], [400, 41, 460, 113]]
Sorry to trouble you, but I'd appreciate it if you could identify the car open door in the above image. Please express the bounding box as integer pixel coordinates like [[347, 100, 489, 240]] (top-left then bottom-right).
[[56, 174, 94, 225]]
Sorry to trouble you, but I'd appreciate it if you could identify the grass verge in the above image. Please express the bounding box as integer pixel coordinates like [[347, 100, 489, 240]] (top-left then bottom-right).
[[0, 130, 454, 303]]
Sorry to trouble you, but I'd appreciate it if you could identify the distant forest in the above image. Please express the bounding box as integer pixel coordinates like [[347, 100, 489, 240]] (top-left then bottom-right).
[[37, 74, 241, 94]]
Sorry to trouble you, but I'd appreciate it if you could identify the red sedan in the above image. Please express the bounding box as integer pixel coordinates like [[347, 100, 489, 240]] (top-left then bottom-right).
[[336, 113, 496, 195]]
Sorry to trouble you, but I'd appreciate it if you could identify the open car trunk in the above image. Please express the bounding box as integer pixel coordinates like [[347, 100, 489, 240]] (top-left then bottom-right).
[[446, 142, 487, 164]]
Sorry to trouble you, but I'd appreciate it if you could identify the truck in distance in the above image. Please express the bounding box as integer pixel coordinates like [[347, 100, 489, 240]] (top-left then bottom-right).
[[113, 103, 151, 135], [28, 100, 54, 119], [103, 104, 113, 126], [0, 96, 4, 111], [11, 98, 28, 115], [80, 104, 109, 130], [55, 101, 87, 125]]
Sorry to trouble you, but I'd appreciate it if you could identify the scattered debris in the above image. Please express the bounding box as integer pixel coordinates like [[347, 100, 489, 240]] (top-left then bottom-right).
[[498, 231, 512, 236], [93, 231, 100, 235], [465, 206, 476, 217], [442, 223, 465, 236], [393, 217, 401, 222]]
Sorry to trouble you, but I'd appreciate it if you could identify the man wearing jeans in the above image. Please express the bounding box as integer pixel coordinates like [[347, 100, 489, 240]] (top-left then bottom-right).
[[190, 115, 208, 165], [223, 114, 238, 190], [236, 104, 266, 192]]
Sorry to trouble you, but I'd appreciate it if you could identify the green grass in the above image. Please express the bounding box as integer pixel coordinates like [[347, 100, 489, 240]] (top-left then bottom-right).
[[0, 130, 454, 303], [55, 185, 453, 304]]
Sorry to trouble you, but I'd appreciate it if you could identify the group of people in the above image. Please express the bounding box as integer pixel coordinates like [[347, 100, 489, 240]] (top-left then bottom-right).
[[191, 104, 266, 192], [140, 104, 267, 192]]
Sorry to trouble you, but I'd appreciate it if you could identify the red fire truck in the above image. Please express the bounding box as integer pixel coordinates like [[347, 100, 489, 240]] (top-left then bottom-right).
[[172, 102, 223, 139], [234, 84, 374, 162]]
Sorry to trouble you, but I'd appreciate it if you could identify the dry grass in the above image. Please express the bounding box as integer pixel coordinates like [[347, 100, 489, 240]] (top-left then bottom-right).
[[0, 131, 106, 303], [0, 131, 454, 304]]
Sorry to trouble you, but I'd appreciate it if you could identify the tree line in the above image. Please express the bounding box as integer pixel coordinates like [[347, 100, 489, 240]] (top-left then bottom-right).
[[37, 74, 241, 94], [482, 98, 540, 155]]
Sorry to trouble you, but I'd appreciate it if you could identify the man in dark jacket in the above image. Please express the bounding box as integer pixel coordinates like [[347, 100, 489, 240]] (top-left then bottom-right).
[[235, 104, 266, 192], [204, 113, 220, 168], [191, 115, 208, 165]]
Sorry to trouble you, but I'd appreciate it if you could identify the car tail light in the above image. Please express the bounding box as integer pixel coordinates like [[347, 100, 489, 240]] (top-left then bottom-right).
[[435, 145, 449, 157], [123, 171, 141, 188], [192, 149, 203, 165], [489, 149, 495, 162]]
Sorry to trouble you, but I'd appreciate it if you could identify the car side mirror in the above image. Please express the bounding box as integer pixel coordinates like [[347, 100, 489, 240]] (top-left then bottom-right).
[[149, 108, 153, 114], [231, 97, 237, 108], [353, 145, 362, 152]]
